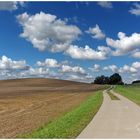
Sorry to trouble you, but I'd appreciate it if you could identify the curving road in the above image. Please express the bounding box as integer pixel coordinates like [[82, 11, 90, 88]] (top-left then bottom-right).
[[78, 89, 140, 138]]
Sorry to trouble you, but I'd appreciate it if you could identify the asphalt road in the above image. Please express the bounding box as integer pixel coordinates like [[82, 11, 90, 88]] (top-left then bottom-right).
[[78, 89, 140, 138]]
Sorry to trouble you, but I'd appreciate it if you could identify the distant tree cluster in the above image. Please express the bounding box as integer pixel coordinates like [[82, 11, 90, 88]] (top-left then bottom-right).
[[132, 80, 140, 84], [93, 73, 124, 85]]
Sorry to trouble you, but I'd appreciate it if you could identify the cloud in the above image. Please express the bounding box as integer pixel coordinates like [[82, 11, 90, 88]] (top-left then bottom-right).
[[12, 67, 54, 80], [59, 64, 94, 82], [129, 3, 140, 16], [0, 55, 29, 70], [65, 73, 93, 83], [132, 61, 140, 69], [65, 45, 111, 60], [0, 55, 30, 80], [132, 51, 140, 58], [36, 58, 59, 67], [61, 65, 86, 75], [119, 65, 137, 73], [106, 32, 140, 56], [97, 2, 113, 8], [0, 55, 93, 82], [17, 12, 81, 52], [103, 62, 140, 74], [118, 62, 140, 74], [90, 64, 100, 72], [26, 67, 49, 76], [0, 56, 139, 84], [103, 65, 118, 73], [0, 2, 24, 11], [86, 24, 106, 39]]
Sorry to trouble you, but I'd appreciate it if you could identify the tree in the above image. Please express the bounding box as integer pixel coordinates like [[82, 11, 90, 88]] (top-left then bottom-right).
[[104, 76, 110, 84], [94, 75, 109, 84], [109, 73, 123, 85], [132, 80, 140, 84], [93, 73, 124, 85], [94, 75, 104, 84]]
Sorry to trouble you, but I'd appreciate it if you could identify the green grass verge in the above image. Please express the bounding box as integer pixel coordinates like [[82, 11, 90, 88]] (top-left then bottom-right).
[[114, 84, 140, 106], [108, 91, 120, 100], [20, 91, 103, 138]]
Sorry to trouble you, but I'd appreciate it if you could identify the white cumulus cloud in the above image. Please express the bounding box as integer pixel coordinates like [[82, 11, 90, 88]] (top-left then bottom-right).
[[17, 12, 82, 52], [86, 24, 106, 39], [119, 65, 137, 73], [132, 61, 140, 69], [27, 67, 49, 76], [0, 55, 29, 70], [61, 65, 86, 75], [65, 45, 111, 60], [129, 3, 140, 16], [106, 32, 140, 56], [97, 1, 113, 8], [132, 51, 140, 58], [103, 62, 140, 75], [66, 73, 93, 83], [103, 65, 118, 73], [90, 64, 100, 72], [0, 2, 24, 11], [36, 58, 59, 67]]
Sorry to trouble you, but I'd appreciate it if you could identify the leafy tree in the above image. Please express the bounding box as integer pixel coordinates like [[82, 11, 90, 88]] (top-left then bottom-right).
[[94, 75, 104, 84], [109, 73, 123, 85], [94, 75, 109, 84], [132, 80, 140, 84], [93, 73, 124, 85], [103, 76, 110, 84]]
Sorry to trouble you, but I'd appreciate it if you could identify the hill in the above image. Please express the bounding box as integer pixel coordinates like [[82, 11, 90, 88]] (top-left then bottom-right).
[[0, 78, 105, 138], [0, 78, 103, 96]]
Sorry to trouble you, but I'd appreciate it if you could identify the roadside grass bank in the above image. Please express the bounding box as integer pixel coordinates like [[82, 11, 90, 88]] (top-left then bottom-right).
[[20, 91, 103, 138], [106, 86, 120, 100], [114, 84, 140, 106], [108, 91, 120, 100]]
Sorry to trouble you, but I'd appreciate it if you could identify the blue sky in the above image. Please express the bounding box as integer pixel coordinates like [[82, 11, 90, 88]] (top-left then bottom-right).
[[0, 1, 140, 83]]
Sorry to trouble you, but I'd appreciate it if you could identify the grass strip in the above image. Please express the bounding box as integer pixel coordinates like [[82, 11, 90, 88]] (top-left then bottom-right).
[[108, 91, 120, 100], [20, 91, 103, 138], [115, 85, 140, 106]]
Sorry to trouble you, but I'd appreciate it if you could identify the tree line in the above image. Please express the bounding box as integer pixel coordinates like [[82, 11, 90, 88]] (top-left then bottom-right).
[[93, 73, 124, 85], [132, 80, 140, 84]]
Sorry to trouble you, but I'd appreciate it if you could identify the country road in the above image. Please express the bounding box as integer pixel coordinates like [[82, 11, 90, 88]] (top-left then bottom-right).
[[78, 89, 140, 138]]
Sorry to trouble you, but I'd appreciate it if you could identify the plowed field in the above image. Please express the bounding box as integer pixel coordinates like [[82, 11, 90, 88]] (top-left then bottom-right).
[[0, 78, 104, 138]]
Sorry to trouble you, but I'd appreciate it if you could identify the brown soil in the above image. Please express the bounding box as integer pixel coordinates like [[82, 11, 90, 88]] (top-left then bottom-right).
[[0, 78, 104, 138]]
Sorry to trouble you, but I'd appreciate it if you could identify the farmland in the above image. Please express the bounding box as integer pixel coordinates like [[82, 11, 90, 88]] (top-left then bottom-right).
[[22, 91, 103, 138], [0, 78, 105, 138]]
